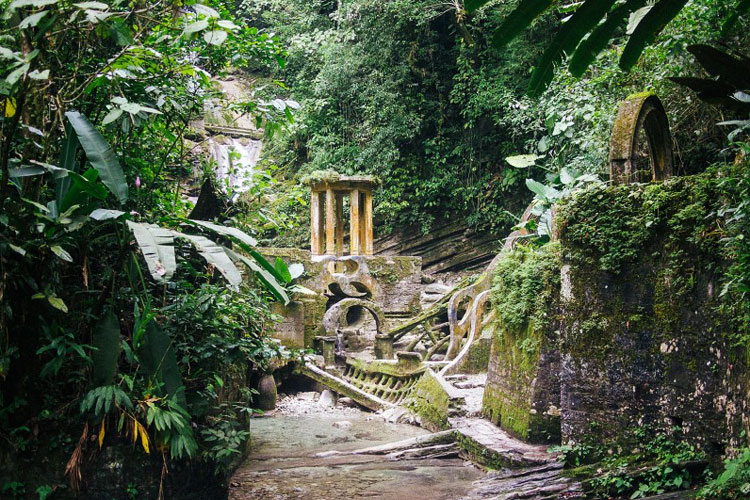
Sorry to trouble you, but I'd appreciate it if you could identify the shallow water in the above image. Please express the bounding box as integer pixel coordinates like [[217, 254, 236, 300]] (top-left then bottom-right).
[[229, 409, 483, 500]]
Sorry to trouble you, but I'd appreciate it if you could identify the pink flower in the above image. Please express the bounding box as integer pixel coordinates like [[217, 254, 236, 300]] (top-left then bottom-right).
[[135, 176, 141, 188]]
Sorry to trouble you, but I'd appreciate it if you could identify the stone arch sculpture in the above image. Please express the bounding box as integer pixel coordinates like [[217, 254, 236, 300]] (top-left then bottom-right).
[[609, 94, 673, 184], [323, 297, 387, 355]]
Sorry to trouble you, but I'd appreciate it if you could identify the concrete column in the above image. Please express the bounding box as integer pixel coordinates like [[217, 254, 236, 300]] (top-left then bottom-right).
[[335, 192, 344, 257], [325, 188, 335, 255], [310, 191, 324, 255], [349, 189, 360, 255], [363, 190, 373, 255]]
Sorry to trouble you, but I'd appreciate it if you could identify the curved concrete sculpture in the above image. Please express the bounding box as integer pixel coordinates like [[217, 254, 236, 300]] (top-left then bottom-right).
[[322, 297, 386, 336], [609, 94, 673, 184]]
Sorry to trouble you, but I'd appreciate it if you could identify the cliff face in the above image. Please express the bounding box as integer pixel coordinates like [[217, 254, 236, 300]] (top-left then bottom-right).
[[375, 218, 504, 280]]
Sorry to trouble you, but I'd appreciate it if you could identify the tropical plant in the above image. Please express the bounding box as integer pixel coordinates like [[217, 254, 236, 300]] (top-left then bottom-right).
[[670, 44, 750, 140], [464, 0, 750, 96]]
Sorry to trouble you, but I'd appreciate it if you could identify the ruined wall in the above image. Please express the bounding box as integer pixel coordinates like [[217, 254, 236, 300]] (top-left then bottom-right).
[[556, 166, 748, 456], [481, 243, 562, 444]]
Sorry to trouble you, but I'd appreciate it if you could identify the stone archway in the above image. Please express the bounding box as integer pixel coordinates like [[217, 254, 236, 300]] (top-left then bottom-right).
[[322, 298, 386, 355], [609, 94, 673, 184]]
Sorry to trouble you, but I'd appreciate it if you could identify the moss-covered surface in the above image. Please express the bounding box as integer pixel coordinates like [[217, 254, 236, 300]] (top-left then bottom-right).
[[556, 163, 749, 455], [405, 370, 452, 432], [482, 243, 562, 444]]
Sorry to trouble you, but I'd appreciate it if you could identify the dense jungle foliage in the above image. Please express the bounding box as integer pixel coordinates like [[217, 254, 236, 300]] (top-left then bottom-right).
[[241, 0, 747, 240], [0, 0, 749, 498], [0, 0, 301, 497]]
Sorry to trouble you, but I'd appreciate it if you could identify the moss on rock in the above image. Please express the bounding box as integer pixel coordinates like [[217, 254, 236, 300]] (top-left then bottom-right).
[[482, 242, 562, 444]]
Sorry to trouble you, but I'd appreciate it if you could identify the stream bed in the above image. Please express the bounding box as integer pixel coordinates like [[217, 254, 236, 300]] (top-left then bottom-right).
[[228, 394, 483, 500]]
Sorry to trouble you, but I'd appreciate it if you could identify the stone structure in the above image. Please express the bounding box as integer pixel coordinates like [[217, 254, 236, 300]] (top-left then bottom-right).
[[609, 93, 673, 184], [264, 174, 423, 359], [309, 175, 375, 257], [264, 248, 422, 351]]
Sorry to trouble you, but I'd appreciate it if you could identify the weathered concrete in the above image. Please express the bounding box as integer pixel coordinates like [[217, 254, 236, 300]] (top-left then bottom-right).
[[260, 248, 423, 351]]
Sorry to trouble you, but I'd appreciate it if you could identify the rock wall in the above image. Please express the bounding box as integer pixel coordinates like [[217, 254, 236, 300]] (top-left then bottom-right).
[[481, 244, 562, 444], [555, 166, 748, 456]]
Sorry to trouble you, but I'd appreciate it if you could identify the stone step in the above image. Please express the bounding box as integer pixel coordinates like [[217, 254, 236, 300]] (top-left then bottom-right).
[[451, 417, 556, 469]]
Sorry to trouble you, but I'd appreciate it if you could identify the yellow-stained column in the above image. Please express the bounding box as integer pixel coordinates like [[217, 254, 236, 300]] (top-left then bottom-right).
[[325, 188, 335, 255], [335, 192, 344, 257], [349, 189, 360, 255], [363, 190, 373, 255], [310, 191, 324, 255]]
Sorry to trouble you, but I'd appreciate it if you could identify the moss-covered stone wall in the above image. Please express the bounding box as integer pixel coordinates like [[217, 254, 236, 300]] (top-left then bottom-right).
[[481, 243, 562, 444], [556, 165, 748, 456]]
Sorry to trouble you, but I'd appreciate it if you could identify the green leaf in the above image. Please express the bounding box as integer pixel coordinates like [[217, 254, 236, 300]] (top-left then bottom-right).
[[9, 165, 46, 177], [560, 167, 574, 185], [184, 19, 209, 33], [224, 247, 289, 304], [60, 168, 107, 212], [506, 154, 541, 168], [65, 111, 128, 204], [526, 178, 549, 200], [47, 295, 68, 313], [203, 30, 228, 46], [464, 0, 492, 13], [491, 0, 555, 49], [176, 232, 243, 289], [51, 245, 73, 262], [102, 108, 123, 125], [73, 1, 107, 8], [619, 0, 689, 71], [193, 4, 219, 17], [10, 0, 57, 8], [138, 322, 184, 403], [274, 257, 292, 283], [685, 44, 750, 90], [9, 244, 26, 256], [569, 0, 647, 77], [28, 69, 49, 80], [89, 208, 126, 221], [527, 0, 618, 96], [216, 19, 238, 30], [185, 219, 259, 247], [55, 121, 78, 205], [288, 262, 304, 280], [91, 310, 121, 387], [120, 102, 141, 114], [127, 221, 176, 282], [6, 63, 29, 85], [19, 10, 48, 29]]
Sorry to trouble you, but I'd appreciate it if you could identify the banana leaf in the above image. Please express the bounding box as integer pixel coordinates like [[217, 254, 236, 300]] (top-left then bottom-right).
[[91, 309, 121, 387], [66, 111, 129, 204], [127, 221, 176, 283]]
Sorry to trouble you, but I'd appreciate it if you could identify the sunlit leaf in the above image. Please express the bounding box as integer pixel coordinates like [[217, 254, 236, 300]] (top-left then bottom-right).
[[127, 221, 176, 282], [506, 154, 541, 168], [51, 245, 73, 262], [203, 29, 228, 46], [184, 19, 209, 33], [102, 108, 123, 125], [19, 10, 48, 29]]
